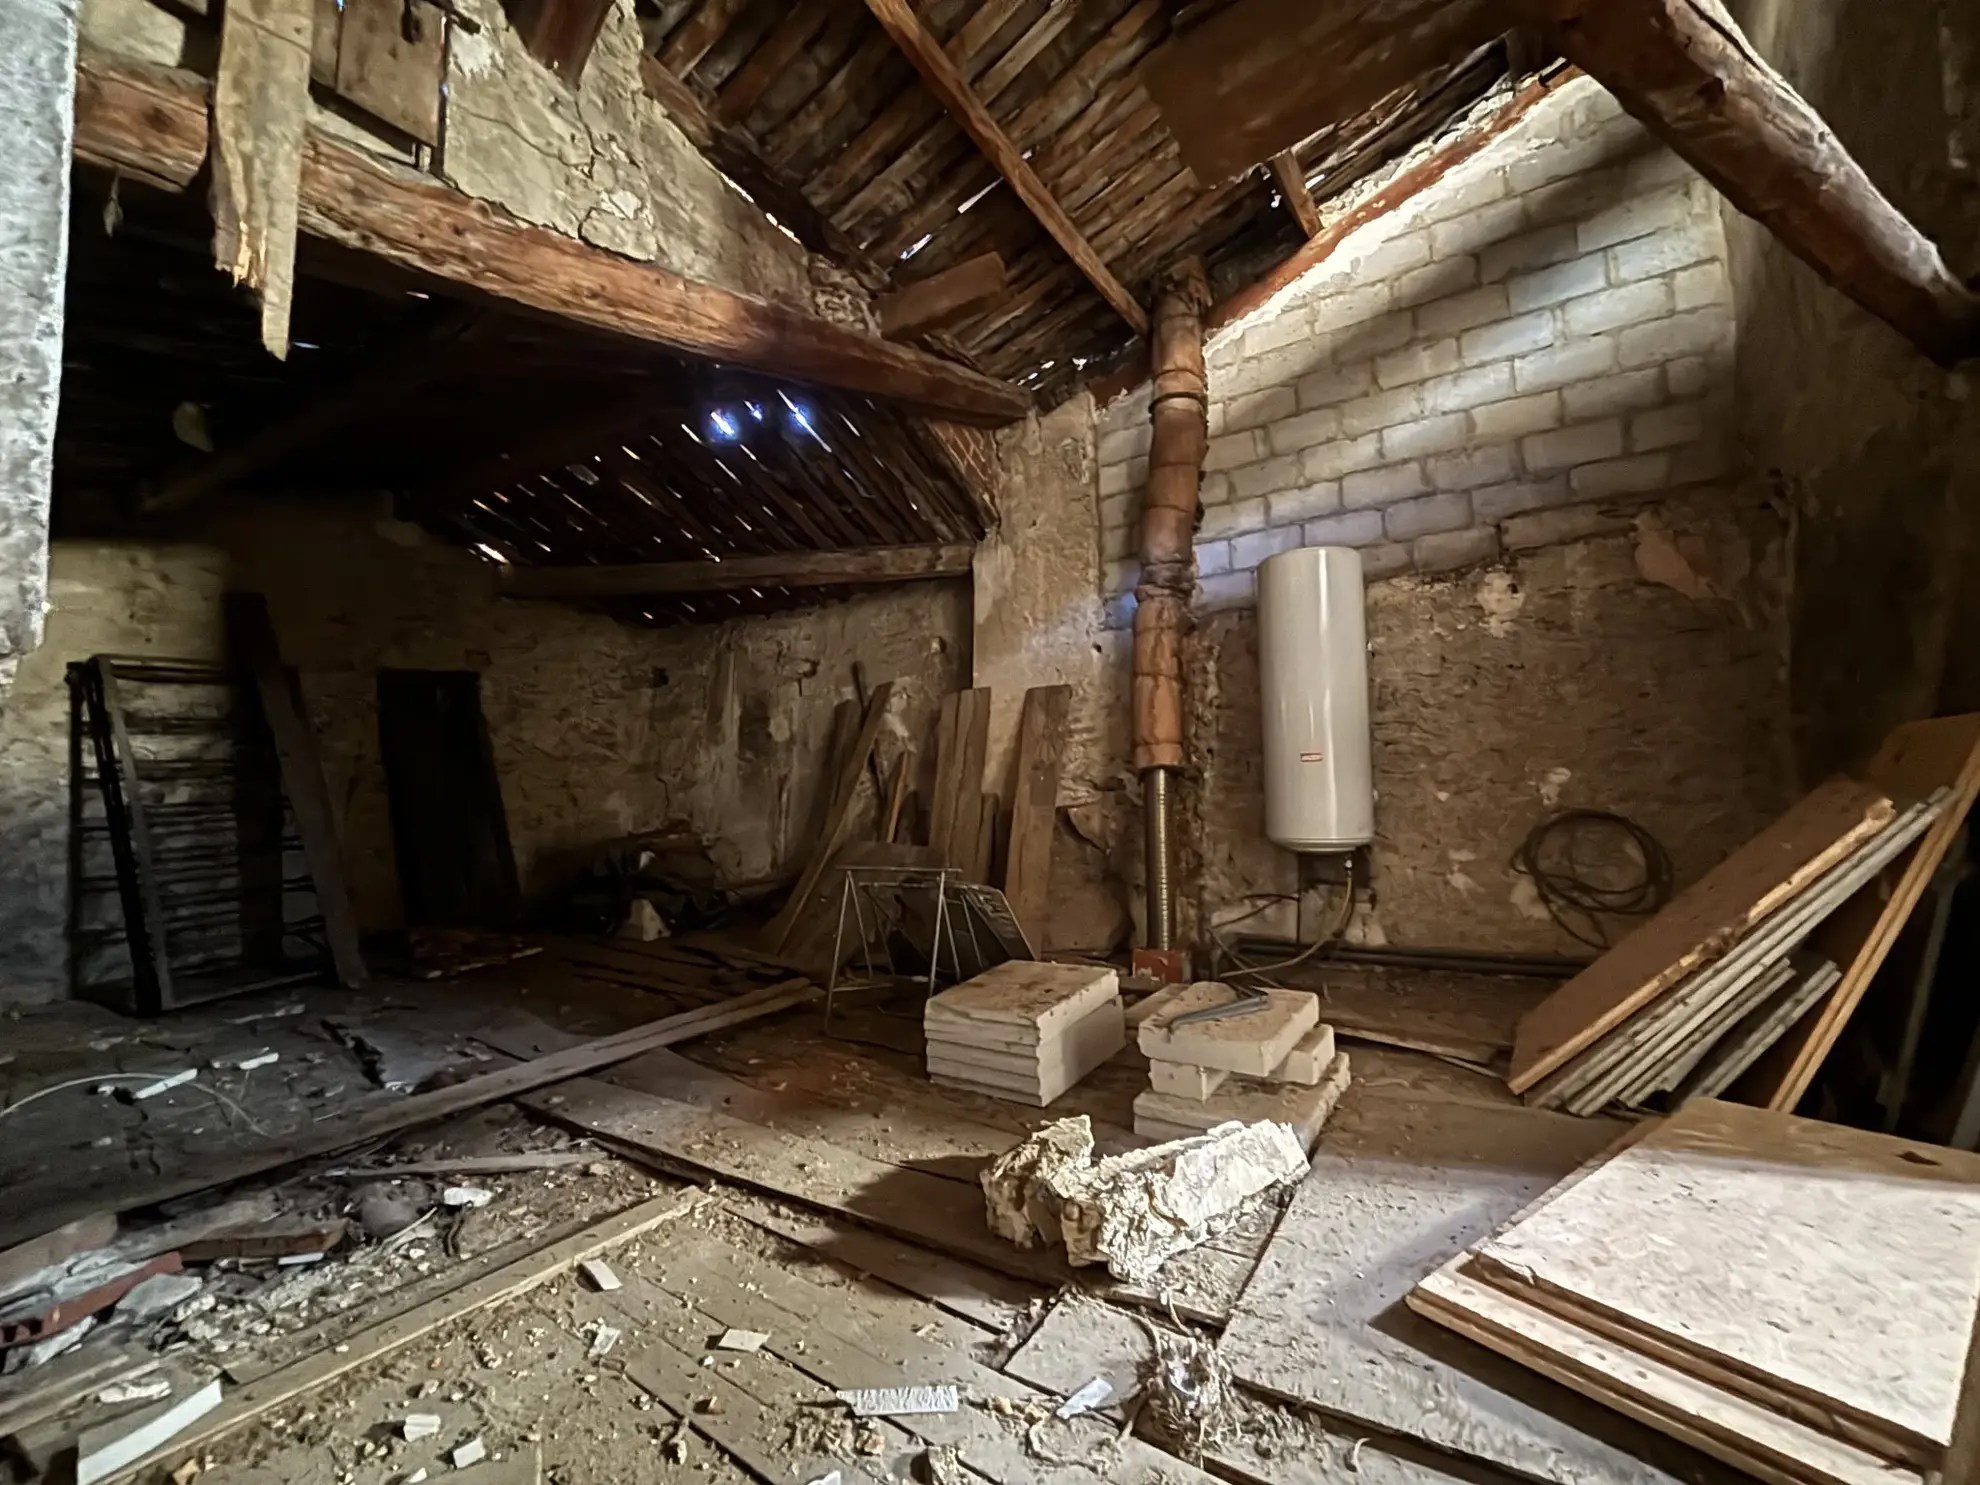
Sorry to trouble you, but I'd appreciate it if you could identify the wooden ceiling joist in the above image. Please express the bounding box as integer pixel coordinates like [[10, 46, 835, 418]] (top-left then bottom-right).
[[1512, 0, 1980, 367], [148, 309, 487, 513], [878, 251, 1007, 339], [1267, 151, 1323, 237], [858, 0, 1149, 336], [71, 50, 1030, 427], [499, 542, 976, 598]]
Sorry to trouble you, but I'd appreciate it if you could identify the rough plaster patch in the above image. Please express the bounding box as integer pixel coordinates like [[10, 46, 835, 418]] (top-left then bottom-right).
[[1476, 569, 1526, 637], [1509, 875, 1553, 922], [438, 0, 809, 305]]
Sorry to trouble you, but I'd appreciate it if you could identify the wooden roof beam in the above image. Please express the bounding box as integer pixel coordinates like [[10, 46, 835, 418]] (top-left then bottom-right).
[[72, 51, 1031, 428], [499, 542, 976, 598], [1512, 0, 1980, 366], [858, 0, 1149, 336], [1267, 151, 1322, 237]]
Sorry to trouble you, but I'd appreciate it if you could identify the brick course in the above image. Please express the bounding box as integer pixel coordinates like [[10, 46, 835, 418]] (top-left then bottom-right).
[[1091, 77, 1742, 617]]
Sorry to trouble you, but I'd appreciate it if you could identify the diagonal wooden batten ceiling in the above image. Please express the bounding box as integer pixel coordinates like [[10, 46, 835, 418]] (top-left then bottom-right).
[[55, 182, 985, 627], [637, 0, 1514, 405]]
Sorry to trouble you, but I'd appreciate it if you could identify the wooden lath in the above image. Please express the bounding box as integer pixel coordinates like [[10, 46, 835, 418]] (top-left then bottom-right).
[[638, 0, 1511, 403]]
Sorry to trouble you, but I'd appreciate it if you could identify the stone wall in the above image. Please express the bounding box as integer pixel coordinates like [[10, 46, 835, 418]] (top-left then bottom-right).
[[979, 76, 1793, 958], [1095, 76, 1742, 617], [0, 501, 967, 1005], [77, 0, 821, 316], [1723, 0, 1980, 778]]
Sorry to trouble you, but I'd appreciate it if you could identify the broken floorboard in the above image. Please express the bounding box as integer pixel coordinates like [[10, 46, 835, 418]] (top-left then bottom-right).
[[1004, 1295, 1517, 1485], [609, 1224, 1223, 1485], [114, 1189, 707, 1482], [0, 979, 811, 1250], [492, 1018, 1283, 1323], [512, 1065, 1074, 1287], [1213, 1087, 1748, 1485]]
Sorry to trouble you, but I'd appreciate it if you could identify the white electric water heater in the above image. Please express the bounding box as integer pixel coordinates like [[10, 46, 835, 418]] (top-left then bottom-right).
[[1257, 545, 1375, 852]]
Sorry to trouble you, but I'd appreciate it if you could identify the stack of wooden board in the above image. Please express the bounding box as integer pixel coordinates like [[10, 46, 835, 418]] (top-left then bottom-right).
[[923, 961, 1124, 1106], [1132, 982, 1351, 1148], [1408, 1098, 1980, 1485], [1509, 773, 1956, 1115]]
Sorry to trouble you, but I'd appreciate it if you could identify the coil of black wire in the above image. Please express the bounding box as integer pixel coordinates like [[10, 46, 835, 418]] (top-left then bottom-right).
[[1512, 808, 1674, 950]]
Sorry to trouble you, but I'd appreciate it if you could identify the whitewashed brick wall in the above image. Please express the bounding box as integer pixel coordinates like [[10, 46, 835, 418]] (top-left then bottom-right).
[[1095, 78, 1740, 619]]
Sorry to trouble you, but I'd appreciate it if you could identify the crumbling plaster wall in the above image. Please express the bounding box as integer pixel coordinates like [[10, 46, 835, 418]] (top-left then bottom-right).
[[1723, 0, 1980, 778], [0, 501, 965, 1005], [980, 79, 1792, 958], [0, 0, 78, 703], [75, 0, 823, 316]]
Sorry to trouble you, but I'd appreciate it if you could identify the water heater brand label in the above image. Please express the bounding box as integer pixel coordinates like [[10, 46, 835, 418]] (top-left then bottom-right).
[[1299, 750, 1326, 763]]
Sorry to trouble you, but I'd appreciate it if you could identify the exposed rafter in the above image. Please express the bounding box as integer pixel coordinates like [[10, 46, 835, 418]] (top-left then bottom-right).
[[71, 51, 1032, 427], [1511, 0, 1980, 366], [1267, 151, 1322, 237], [499, 543, 976, 598], [858, 0, 1149, 335]]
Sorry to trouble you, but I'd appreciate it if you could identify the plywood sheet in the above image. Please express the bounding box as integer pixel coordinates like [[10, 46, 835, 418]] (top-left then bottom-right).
[[1411, 1262, 1922, 1485], [1739, 713, 1980, 1110], [1215, 1092, 1735, 1485], [1510, 777, 1896, 1092], [1475, 1098, 1980, 1462]]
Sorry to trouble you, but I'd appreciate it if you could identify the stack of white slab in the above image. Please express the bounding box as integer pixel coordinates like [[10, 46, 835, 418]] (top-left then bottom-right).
[[1134, 982, 1351, 1149], [924, 962, 1125, 1106]]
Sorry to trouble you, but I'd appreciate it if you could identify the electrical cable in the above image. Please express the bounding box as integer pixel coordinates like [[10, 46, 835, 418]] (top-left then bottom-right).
[[1212, 862, 1358, 985], [1511, 808, 1674, 950], [0, 1072, 164, 1122]]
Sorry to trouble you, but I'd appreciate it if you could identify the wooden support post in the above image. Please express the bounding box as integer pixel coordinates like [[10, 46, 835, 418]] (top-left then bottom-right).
[[1267, 152, 1322, 237], [1132, 259, 1211, 957], [1511, 0, 1980, 366], [1002, 685, 1071, 949], [225, 593, 368, 989], [497, 543, 976, 599], [72, 51, 1031, 428], [859, 0, 1148, 334], [211, 0, 317, 358]]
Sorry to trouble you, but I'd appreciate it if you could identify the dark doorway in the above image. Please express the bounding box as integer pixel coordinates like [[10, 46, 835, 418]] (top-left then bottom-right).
[[376, 669, 520, 929]]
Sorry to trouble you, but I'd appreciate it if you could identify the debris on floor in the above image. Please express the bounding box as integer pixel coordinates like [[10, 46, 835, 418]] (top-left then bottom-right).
[[834, 1385, 962, 1417], [577, 1258, 621, 1292], [980, 1115, 1308, 1285]]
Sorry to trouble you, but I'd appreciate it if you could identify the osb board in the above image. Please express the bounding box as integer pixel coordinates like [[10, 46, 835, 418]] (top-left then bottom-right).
[[1213, 1091, 1739, 1485], [1474, 1098, 1980, 1461], [1737, 713, 1980, 1111], [1411, 1262, 1921, 1485], [1509, 777, 1896, 1093]]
